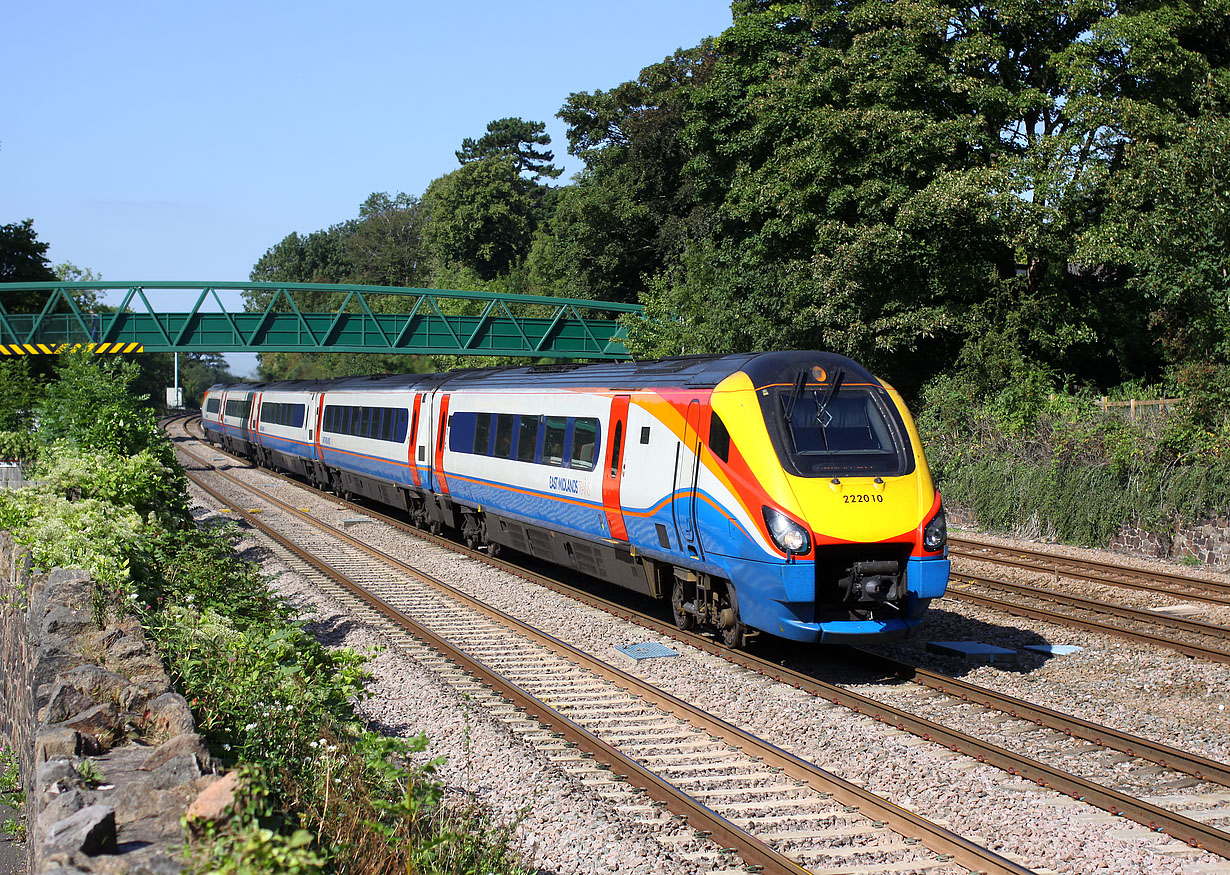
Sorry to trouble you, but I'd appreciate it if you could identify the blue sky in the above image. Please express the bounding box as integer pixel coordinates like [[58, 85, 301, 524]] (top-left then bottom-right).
[[2, 2, 734, 375]]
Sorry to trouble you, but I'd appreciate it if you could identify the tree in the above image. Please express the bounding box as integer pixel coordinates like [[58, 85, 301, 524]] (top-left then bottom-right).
[[0, 359, 43, 431], [0, 219, 57, 312], [37, 352, 173, 464], [345, 192, 429, 288], [536, 46, 716, 303], [456, 118, 563, 180], [422, 157, 539, 280]]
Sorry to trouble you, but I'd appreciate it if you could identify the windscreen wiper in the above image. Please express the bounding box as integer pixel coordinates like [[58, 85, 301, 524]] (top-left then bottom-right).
[[814, 367, 846, 426], [783, 369, 808, 424]]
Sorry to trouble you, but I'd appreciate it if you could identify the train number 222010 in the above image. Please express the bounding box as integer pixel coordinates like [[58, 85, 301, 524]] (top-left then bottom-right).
[[843, 494, 884, 504]]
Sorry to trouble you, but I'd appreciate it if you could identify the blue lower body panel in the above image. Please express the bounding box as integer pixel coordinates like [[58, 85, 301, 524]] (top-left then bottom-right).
[[717, 554, 950, 643]]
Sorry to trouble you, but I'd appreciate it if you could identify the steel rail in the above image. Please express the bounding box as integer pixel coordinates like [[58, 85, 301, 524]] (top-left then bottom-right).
[[177, 463, 808, 875], [845, 649, 1230, 787], [952, 572, 1230, 640], [176, 440, 1031, 875], [950, 537, 1230, 606], [946, 582, 1230, 665], [175, 418, 1230, 859]]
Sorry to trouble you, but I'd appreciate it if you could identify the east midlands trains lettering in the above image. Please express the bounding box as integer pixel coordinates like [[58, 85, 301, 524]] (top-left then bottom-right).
[[201, 351, 949, 648]]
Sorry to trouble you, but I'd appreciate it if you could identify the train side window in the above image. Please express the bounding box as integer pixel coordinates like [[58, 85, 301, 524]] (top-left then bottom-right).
[[494, 413, 515, 458], [640, 426, 650, 444], [205, 398, 220, 415], [379, 408, 393, 442], [359, 407, 372, 438], [543, 416, 566, 466], [473, 413, 492, 455], [341, 406, 353, 435], [295, 404, 306, 428], [709, 412, 731, 463], [609, 421, 624, 477], [323, 406, 334, 432], [570, 417, 599, 471], [395, 409, 408, 443], [516, 415, 538, 462]]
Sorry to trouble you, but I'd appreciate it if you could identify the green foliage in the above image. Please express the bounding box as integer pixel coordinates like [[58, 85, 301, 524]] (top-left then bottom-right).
[[0, 488, 144, 619], [457, 118, 563, 180], [180, 353, 236, 409], [918, 372, 1230, 544], [34, 445, 187, 520], [0, 740, 25, 843], [0, 359, 44, 432], [0, 218, 57, 310], [37, 352, 175, 465], [421, 157, 540, 280], [0, 431, 39, 463], [188, 823, 324, 875]]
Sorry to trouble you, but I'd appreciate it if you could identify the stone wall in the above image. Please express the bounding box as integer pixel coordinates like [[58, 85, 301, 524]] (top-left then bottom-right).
[[0, 538, 227, 875], [1108, 514, 1230, 569]]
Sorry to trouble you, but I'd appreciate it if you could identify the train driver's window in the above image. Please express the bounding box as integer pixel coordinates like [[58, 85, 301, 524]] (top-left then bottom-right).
[[543, 417, 567, 466], [570, 418, 599, 470], [516, 415, 539, 462], [709, 412, 732, 463]]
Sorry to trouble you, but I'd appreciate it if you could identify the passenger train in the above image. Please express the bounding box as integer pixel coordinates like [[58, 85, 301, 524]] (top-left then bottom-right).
[[201, 351, 949, 647]]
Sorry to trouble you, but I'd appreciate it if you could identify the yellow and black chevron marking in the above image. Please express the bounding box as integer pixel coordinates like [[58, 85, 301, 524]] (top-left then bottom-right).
[[0, 342, 144, 355]]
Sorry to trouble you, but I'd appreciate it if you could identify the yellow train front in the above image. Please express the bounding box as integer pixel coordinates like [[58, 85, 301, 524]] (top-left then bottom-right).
[[660, 351, 949, 646]]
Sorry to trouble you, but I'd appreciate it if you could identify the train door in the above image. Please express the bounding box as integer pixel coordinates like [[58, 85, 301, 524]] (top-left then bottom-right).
[[311, 393, 324, 460], [602, 395, 630, 541], [251, 393, 263, 451], [431, 393, 451, 495], [407, 393, 424, 487], [672, 399, 704, 559]]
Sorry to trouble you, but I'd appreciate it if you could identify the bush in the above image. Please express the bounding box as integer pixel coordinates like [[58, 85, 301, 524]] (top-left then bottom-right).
[[918, 369, 1230, 545], [0, 358, 530, 874]]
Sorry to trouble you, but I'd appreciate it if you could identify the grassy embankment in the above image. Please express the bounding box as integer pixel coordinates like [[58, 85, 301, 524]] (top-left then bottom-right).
[[0, 354, 528, 875]]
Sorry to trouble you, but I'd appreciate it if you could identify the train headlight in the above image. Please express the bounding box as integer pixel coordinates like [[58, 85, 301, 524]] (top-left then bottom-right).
[[923, 504, 947, 552], [763, 507, 811, 556]]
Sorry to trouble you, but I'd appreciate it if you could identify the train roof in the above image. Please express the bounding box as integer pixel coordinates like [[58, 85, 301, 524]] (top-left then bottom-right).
[[205, 351, 877, 395]]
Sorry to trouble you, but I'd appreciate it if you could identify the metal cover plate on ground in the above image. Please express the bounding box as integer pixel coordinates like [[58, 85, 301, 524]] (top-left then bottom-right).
[[614, 642, 680, 662], [926, 641, 1018, 663], [1023, 644, 1083, 656]]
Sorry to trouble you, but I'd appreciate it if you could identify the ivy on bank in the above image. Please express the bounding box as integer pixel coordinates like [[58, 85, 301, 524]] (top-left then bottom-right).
[[918, 367, 1230, 548]]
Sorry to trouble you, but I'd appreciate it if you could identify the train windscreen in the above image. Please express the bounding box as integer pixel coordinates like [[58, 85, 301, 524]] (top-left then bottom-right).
[[762, 378, 914, 477]]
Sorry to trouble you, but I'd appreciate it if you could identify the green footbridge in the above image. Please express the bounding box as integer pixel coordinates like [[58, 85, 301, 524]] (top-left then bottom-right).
[[0, 282, 644, 360]]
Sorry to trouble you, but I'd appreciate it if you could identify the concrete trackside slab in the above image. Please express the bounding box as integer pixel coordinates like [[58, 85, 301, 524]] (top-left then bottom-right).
[[614, 642, 680, 663], [926, 640, 1019, 664]]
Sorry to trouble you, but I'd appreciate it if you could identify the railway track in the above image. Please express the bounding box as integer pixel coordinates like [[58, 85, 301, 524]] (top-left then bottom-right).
[[950, 537, 1230, 607], [943, 574, 1230, 664], [173, 416, 1230, 864], [172, 425, 1030, 875]]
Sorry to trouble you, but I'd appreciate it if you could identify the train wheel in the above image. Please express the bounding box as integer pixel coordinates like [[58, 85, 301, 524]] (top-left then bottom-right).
[[717, 583, 746, 649], [671, 578, 695, 631]]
